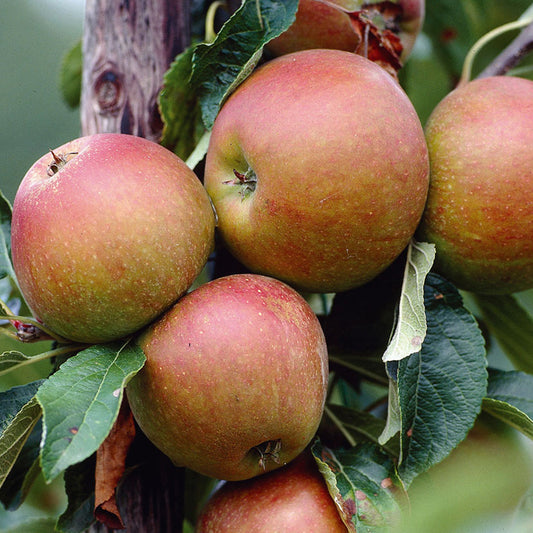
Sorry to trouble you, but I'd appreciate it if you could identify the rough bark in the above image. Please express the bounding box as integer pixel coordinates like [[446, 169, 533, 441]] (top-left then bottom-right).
[[81, 0, 190, 141], [81, 1, 191, 531]]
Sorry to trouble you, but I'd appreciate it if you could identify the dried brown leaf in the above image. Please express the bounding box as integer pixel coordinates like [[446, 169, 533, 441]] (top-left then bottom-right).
[[94, 399, 136, 530]]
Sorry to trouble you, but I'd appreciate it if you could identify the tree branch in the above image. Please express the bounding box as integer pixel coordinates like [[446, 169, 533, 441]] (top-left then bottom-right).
[[81, 1, 191, 531], [81, 0, 190, 141], [478, 19, 533, 78]]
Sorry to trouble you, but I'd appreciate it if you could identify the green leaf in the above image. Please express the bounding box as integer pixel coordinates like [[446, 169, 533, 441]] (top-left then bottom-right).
[[59, 40, 82, 109], [474, 293, 533, 374], [0, 191, 15, 282], [379, 378, 402, 447], [482, 368, 533, 439], [36, 340, 145, 483], [191, 0, 299, 129], [312, 439, 405, 531], [158, 44, 206, 161], [396, 274, 488, 487], [0, 382, 43, 491], [383, 240, 436, 362], [56, 456, 96, 533]]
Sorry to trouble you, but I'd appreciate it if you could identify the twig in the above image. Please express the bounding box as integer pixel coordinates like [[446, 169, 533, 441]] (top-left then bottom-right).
[[459, 17, 533, 85], [478, 19, 533, 78]]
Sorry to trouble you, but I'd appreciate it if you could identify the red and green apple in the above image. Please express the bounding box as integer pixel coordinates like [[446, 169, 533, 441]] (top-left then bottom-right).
[[126, 274, 329, 481], [417, 76, 533, 294], [11, 133, 215, 343], [195, 451, 348, 532], [204, 49, 429, 293]]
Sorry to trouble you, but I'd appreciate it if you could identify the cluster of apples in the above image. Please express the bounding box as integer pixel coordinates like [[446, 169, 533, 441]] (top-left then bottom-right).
[[10, 0, 533, 529]]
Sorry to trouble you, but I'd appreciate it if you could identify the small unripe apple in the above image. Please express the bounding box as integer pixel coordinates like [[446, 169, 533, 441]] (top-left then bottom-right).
[[126, 274, 329, 481], [417, 76, 533, 294], [195, 451, 348, 532], [266, 0, 425, 63], [11, 133, 215, 343], [204, 49, 429, 293]]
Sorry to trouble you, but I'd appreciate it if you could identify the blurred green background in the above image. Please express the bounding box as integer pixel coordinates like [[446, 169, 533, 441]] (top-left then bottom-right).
[[1, 1, 84, 204]]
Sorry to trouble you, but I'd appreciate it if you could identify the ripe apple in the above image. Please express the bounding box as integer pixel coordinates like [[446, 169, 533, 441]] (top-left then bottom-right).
[[126, 274, 329, 481], [11, 133, 215, 343], [265, 0, 425, 63], [417, 76, 533, 294], [204, 49, 429, 293], [195, 451, 348, 532]]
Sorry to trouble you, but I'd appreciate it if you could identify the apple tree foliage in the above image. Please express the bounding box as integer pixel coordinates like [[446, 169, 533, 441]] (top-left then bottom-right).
[[2, 0, 533, 531]]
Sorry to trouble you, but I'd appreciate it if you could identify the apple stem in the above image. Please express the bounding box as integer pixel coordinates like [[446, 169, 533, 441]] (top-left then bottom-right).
[[459, 15, 533, 86], [204, 1, 226, 43]]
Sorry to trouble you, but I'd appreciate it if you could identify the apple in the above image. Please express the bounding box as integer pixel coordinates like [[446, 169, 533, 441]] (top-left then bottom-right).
[[204, 49, 429, 293], [417, 76, 533, 294], [126, 273, 329, 481], [11, 133, 215, 344], [195, 451, 348, 532], [265, 0, 425, 64]]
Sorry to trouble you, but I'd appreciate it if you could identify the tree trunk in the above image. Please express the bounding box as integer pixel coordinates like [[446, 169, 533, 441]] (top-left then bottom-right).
[[81, 1, 191, 531], [81, 0, 190, 141]]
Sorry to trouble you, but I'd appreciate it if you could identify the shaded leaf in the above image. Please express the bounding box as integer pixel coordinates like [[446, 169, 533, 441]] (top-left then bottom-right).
[[0, 382, 43, 490], [482, 368, 533, 439], [312, 439, 405, 532], [474, 293, 533, 374], [158, 44, 206, 161], [59, 40, 82, 109], [396, 274, 488, 487], [36, 341, 145, 483], [56, 456, 96, 533], [383, 240, 435, 362], [0, 419, 41, 510], [0, 381, 42, 437], [191, 0, 299, 129]]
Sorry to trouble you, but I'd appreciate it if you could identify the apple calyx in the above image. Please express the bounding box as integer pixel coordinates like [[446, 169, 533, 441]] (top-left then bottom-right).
[[223, 168, 257, 199], [10, 319, 53, 343], [47, 150, 78, 177], [253, 439, 282, 470]]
